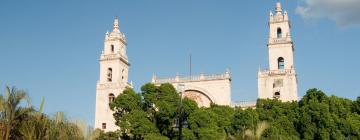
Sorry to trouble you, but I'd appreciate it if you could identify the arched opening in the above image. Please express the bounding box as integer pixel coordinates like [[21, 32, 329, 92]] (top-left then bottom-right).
[[110, 45, 114, 53], [102, 123, 106, 129], [277, 28, 282, 38], [278, 57, 284, 70], [183, 89, 213, 107], [109, 93, 115, 103], [274, 92, 280, 99], [107, 68, 112, 82]]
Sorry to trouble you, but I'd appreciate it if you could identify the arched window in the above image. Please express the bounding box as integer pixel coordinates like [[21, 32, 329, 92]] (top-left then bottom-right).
[[274, 92, 280, 99], [277, 28, 282, 38], [107, 68, 112, 82], [278, 57, 284, 70], [102, 123, 106, 129], [109, 93, 115, 103], [110, 45, 114, 53]]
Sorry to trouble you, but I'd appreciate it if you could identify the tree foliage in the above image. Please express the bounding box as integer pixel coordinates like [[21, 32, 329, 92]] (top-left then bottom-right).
[[0, 86, 90, 140], [2, 84, 359, 140], [105, 84, 360, 140]]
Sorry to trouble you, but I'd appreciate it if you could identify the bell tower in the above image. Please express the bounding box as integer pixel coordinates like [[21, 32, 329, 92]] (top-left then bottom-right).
[[94, 17, 132, 131], [258, 1, 298, 101]]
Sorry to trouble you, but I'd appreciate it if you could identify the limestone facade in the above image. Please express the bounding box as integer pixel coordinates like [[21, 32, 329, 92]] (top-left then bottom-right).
[[151, 71, 231, 107], [257, 2, 298, 102], [94, 2, 300, 132]]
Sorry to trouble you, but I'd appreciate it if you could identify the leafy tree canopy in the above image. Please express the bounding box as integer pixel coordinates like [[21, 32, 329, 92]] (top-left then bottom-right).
[[102, 85, 360, 140]]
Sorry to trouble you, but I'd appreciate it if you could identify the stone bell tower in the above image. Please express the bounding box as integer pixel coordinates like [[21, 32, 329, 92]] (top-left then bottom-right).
[[257, 1, 298, 101], [94, 17, 132, 131]]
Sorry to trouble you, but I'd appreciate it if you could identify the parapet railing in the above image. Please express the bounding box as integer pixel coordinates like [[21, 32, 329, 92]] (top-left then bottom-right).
[[259, 69, 295, 75], [153, 72, 231, 84], [231, 101, 257, 108], [96, 81, 133, 89], [100, 53, 128, 61], [268, 37, 292, 44]]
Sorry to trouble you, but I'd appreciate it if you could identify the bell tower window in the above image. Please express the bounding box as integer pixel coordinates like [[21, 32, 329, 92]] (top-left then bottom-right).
[[102, 123, 106, 129], [274, 92, 280, 99], [111, 45, 114, 53], [107, 68, 112, 82], [109, 93, 115, 103], [278, 57, 284, 70], [277, 28, 282, 38]]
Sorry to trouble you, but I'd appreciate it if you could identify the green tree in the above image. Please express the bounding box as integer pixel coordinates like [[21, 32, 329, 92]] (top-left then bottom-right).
[[296, 88, 359, 140], [110, 88, 142, 120], [102, 84, 360, 140], [95, 130, 121, 140], [141, 83, 198, 138], [353, 97, 360, 114], [0, 86, 32, 140], [143, 133, 169, 140], [188, 108, 226, 140], [119, 110, 159, 139], [208, 104, 234, 136], [17, 97, 48, 140], [231, 108, 259, 139], [256, 99, 299, 139]]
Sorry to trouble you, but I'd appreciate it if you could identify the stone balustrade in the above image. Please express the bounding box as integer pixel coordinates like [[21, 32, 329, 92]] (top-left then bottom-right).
[[96, 81, 133, 90], [153, 72, 231, 84], [231, 101, 257, 108], [100, 53, 128, 62], [268, 37, 292, 44], [259, 69, 295, 76]]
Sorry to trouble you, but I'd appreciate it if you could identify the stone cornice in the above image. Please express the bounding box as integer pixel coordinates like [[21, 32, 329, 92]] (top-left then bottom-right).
[[99, 54, 130, 66], [96, 82, 133, 90]]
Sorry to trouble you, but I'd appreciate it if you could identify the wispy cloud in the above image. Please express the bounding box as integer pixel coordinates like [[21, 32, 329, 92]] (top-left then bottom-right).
[[296, 0, 360, 26]]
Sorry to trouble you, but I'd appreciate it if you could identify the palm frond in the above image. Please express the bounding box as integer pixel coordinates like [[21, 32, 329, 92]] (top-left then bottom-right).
[[54, 112, 65, 124], [255, 121, 269, 138], [0, 95, 4, 112]]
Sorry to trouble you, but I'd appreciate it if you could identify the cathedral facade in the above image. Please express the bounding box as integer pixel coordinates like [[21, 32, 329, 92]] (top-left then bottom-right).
[[94, 1, 298, 132], [151, 71, 232, 107]]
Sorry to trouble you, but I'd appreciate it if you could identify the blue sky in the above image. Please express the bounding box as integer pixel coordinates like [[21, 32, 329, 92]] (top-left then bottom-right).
[[1, 0, 359, 126]]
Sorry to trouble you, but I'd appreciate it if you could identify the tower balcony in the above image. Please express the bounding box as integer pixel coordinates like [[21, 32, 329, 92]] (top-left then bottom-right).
[[96, 81, 133, 90], [258, 69, 296, 77], [268, 37, 292, 45], [100, 53, 129, 65]]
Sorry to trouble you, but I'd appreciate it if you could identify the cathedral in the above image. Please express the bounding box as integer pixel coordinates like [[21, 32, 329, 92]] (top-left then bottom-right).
[[94, 1, 298, 131]]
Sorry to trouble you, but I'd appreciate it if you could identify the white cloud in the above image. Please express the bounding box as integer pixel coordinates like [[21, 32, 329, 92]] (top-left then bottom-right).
[[296, 0, 360, 26]]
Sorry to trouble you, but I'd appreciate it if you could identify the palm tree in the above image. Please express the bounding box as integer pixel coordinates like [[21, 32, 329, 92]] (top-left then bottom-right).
[[0, 86, 31, 140], [18, 97, 48, 140], [243, 121, 269, 140]]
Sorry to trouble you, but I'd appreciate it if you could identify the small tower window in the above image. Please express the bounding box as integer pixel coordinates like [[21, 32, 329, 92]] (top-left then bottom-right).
[[102, 123, 106, 129], [277, 28, 282, 38], [109, 93, 115, 103], [278, 57, 284, 70], [111, 45, 114, 53], [107, 68, 112, 82], [274, 92, 280, 99]]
